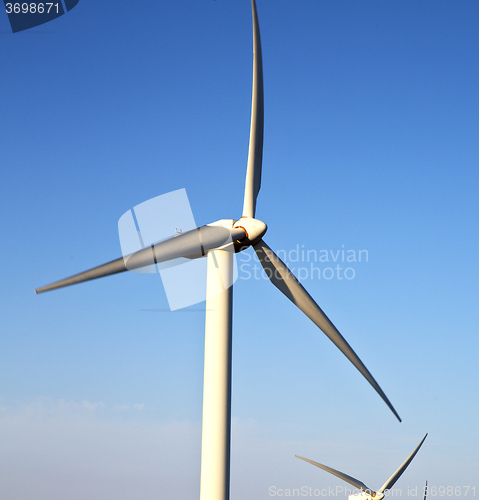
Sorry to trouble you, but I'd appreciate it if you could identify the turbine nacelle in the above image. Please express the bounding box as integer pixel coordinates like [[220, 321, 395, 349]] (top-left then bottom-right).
[[348, 491, 384, 500], [233, 217, 267, 246], [204, 217, 267, 252], [207, 217, 267, 252]]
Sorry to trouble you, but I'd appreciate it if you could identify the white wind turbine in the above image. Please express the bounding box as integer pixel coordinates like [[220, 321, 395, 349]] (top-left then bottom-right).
[[296, 434, 428, 500], [35, 1, 401, 499]]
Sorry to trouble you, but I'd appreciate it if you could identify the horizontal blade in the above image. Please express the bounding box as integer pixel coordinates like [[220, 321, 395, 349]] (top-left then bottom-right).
[[253, 239, 401, 422], [379, 434, 428, 493], [36, 225, 245, 294], [242, 0, 264, 218], [295, 455, 374, 494]]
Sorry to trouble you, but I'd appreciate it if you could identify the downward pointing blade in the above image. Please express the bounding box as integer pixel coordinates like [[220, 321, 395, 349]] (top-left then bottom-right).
[[242, 0, 264, 218], [253, 239, 401, 422], [378, 434, 428, 493], [36, 225, 245, 294], [295, 455, 374, 494]]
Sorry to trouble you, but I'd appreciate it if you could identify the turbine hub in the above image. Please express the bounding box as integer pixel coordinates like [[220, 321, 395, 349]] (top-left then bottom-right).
[[233, 217, 267, 246], [348, 493, 383, 500]]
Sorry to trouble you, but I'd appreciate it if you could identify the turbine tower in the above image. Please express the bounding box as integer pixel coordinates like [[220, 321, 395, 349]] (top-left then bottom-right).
[[36, 1, 401, 499]]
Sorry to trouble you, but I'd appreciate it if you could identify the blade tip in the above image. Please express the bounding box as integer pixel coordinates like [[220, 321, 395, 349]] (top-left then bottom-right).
[[385, 399, 401, 422], [384, 398, 401, 422]]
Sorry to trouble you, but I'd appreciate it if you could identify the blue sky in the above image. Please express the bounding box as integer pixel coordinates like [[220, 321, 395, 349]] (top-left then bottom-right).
[[1, 1, 478, 499]]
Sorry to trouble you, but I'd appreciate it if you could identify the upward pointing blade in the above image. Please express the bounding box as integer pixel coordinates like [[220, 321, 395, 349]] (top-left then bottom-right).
[[378, 434, 428, 493], [295, 455, 374, 494], [35, 225, 245, 294], [253, 239, 401, 422], [242, 0, 264, 218]]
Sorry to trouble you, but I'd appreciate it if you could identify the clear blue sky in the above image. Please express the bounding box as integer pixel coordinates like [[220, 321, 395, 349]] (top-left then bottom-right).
[[1, 1, 478, 499]]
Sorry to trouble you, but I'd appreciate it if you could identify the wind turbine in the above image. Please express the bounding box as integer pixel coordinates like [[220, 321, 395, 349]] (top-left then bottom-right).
[[35, 1, 401, 499], [296, 434, 428, 500]]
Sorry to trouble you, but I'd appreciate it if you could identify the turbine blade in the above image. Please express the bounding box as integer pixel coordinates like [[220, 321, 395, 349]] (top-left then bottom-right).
[[253, 239, 401, 422], [378, 434, 428, 493], [35, 254, 128, 294], [242, 0, 264, 218], [295, 455, 374, 494], [36, 225, 245, 294]]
